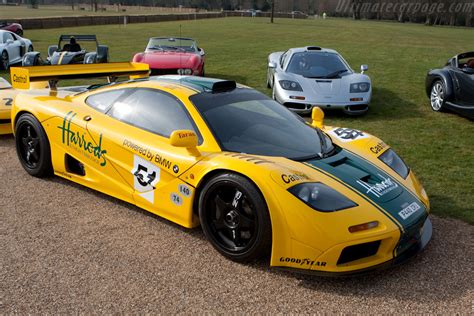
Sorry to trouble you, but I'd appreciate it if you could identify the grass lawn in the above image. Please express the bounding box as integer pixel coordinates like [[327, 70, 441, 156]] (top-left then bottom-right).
[[0, 17, 473, 223]]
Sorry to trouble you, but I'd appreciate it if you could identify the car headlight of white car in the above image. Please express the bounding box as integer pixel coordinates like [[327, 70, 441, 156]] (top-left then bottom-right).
[[279, 80, 303, 91], [350, 82, 370, 93]]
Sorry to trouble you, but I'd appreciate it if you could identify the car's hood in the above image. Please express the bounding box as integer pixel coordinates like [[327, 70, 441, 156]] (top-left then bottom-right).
[[50, 51, 85, 65], [139, 51, 201, 68]]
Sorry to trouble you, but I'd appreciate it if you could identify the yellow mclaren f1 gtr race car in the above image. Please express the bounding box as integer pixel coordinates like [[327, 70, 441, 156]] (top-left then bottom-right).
[[8, 63, 431, 275]]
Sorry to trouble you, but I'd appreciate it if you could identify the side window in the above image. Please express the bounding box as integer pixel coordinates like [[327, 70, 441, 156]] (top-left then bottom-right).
[[108, 88, 197, 138], [86, 89, 128, 112], [3, 32, 14, 42], [280, 52, 287, 68]]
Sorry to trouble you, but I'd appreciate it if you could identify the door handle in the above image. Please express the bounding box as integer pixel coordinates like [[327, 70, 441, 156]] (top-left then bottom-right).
[[83, 115, 92, 122]]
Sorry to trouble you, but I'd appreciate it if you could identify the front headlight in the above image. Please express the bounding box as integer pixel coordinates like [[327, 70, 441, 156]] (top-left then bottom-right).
[[279, 80, 303, 91], [350, 82, 370, 93], [288, 182, 357, 212], [178, 69, 192, 75], [379, 149, 409, 179]]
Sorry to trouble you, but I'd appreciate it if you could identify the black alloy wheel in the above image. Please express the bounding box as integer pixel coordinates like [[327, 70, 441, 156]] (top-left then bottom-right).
[[199, 173, 271, 262], [15, 113, 53, 177]]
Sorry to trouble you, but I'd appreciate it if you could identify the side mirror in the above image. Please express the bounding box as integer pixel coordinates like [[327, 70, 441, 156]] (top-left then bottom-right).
[[6, 39, 14, 45], [169, 130, 200, 156], [361, 64, 368, 73], [198, 48, 205, 56], [311, 107, 324, 129], [268, 62, 277, 69]]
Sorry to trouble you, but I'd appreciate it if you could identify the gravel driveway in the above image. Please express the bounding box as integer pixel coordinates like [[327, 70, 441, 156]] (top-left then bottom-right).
[[1, 135, 472, 313]]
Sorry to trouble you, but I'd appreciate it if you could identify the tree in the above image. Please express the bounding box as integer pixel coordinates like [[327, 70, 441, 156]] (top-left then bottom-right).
[[269, 0, 275, 23]]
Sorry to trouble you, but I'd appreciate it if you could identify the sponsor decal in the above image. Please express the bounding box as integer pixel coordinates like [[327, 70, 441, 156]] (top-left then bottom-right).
[[170, 193, 183, 206], [398, 202, 421, 220], [178, 184, 192, 198], [330, 127, 368, 142], [132, 155, 160, 203], [279, 257, 327, 267], [370, 141, 387, 155], [12, 74, 27, 84], [2, 98, 13, 106], [123, 139, 172, 169], [58, 111, 107, 167], [173, 165, 179, 174], [177, 131, 196, 139], [232, 190, 242, 208], [356, 174, 398, 198], [281, 173, 309, 184]]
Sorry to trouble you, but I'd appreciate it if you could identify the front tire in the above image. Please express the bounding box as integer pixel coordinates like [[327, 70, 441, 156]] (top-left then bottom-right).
[[266, 71, 272, 88], [16, 29, 23, 37], [198, 172, 272, 263], [430, 80, 446, 112], [15, 113, 53, 177]]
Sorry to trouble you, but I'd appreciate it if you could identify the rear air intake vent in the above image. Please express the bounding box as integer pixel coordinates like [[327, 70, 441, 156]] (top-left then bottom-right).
[[65, 154, 85, 176], [337, 240, 381, 265], [307, 46, 322, 51]]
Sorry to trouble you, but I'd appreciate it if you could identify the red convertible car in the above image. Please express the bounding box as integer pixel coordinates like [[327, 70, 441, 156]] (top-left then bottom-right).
[[0, 22, 23, 36], [132, 37, 205, 76]]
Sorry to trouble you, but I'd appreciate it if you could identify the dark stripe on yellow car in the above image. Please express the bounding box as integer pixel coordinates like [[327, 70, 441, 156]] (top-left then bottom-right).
[[304, 149, 427, 232], [303, 161, 404, 232]]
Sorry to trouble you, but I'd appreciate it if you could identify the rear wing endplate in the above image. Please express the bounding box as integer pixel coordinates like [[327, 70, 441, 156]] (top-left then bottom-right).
[[10, 62, 150, 90]]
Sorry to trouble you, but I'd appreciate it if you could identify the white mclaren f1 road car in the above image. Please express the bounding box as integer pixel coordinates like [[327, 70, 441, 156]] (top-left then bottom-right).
[[0, 30, 33, 70], [267, 46, 372, 116]]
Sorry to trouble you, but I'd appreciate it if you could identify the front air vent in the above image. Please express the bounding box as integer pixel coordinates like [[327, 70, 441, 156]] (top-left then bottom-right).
[[337, 240, 381, 265]]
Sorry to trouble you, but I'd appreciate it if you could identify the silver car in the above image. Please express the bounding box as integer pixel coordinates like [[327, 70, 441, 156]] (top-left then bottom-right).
[[0, 30, 33, 70], [267, 46, 371, 115]]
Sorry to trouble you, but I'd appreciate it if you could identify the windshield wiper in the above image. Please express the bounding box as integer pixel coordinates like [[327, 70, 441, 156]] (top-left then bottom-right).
[[314, 128, 330, 158], [322, 69, 348, 79]]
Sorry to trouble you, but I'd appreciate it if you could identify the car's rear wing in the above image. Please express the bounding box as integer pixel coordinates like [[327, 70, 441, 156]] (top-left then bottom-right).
[[10, 62, 150, 90], [59, 35, 97, 42]]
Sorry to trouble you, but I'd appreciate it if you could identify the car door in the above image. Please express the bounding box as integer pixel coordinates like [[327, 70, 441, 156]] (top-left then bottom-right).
[[3, 32, 20, 63], [451, 67, 474, 106], [85, 87, 203, 223]]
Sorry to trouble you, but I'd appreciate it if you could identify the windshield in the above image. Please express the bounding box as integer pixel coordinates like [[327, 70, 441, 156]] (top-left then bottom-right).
[[146, 38, 197, 52], [287, 52, 350, 78], [190, 89, 330, 160]]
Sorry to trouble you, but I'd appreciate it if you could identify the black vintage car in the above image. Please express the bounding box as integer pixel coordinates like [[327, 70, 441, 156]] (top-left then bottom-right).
[[425, 52, 474, 119], [22, 35, 108, 66]]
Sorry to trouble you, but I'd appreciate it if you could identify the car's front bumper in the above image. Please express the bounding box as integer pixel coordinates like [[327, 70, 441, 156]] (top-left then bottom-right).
[[274, 91, 370, 115], [273, 216, 432, 277]]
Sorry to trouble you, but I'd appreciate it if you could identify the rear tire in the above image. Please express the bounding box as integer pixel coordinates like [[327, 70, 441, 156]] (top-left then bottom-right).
[[15, 113, 53, 178], [198, 172, 272, 263], [16, 29, 23, 37], [1, 51, 9, 70]]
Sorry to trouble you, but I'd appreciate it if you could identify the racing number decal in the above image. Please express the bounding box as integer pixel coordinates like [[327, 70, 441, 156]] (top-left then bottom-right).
[[329, 127, 369, 142], [134, 164, 157, 187], [2, 98, 13, 106], [132, 155, 160, 204], [178, 184, 192, 198]]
